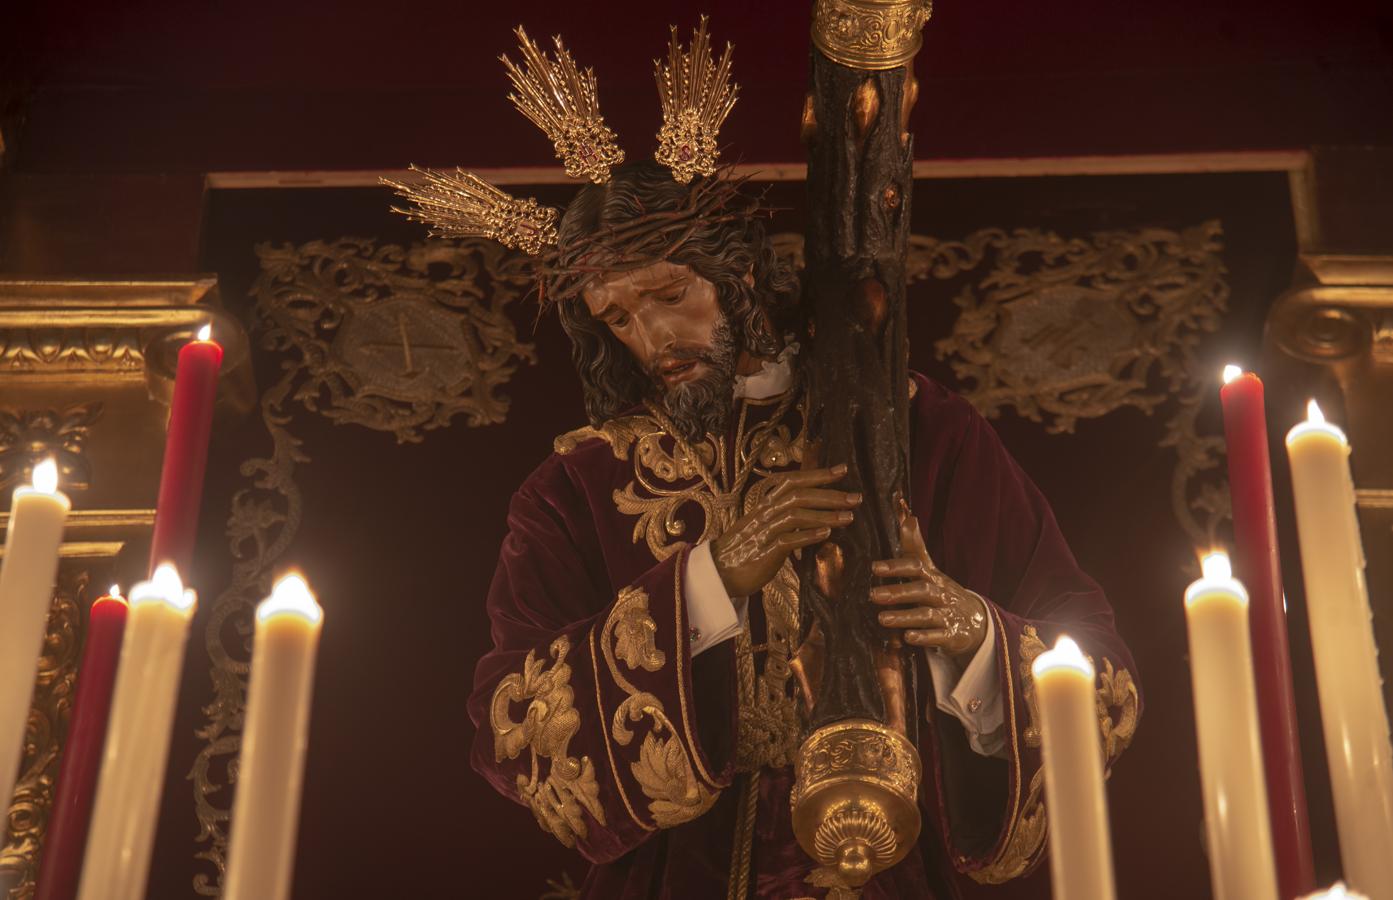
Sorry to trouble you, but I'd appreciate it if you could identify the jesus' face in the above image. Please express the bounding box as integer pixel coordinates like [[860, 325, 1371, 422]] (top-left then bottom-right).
[[582, 259, 740, 438]]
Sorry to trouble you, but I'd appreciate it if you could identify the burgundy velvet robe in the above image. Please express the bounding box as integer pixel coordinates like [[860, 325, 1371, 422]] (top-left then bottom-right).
[[468, 373, 1140, 898]]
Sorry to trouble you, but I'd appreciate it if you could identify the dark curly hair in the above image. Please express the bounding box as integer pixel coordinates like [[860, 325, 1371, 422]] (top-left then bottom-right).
[[552, 161, 799, 426]]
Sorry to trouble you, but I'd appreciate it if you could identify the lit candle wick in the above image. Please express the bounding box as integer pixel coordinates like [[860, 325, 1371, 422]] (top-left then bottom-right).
[[257, 572, 323, 624], [109, 584, 123, 599], [197, 323, 212, 342], [131, 564, 196, 612], [32, 458, 59, 494], [1201, 550, 1232, 581], [1307, 399, 1325, 424], [1032, 634, 1093, 677], [1222, 364, 1243, 384]]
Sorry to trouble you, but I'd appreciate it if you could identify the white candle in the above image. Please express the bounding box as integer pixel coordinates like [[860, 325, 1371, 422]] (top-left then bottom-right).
[[0, 459, 70, 809], [1302, 884, 1371, 900], [1032, 636, 1117, 900], [223, 573, 324, 900], [77, 565, 197, 900], [1287, 400, 1393, 898], [1184, 550, 1278, 900]]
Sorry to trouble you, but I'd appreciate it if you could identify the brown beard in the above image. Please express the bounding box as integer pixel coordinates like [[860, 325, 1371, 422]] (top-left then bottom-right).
[[655, 317, 739, 443]]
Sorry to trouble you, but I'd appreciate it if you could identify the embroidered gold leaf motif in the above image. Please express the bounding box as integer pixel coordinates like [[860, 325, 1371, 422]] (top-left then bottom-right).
[[636, 430, 712, 482], [490, 637, 606, 846], [600, 577, 722, 829], [1097, 657, 1139, 766], [613, 587, 666, 672], [614, 483, 716, 562], [970, 770, 1046, 885], [632, 732, 718, 827], [752, 422, 804, 471], [1019, 624, 1047, 748], [553, 415, 654, 458]]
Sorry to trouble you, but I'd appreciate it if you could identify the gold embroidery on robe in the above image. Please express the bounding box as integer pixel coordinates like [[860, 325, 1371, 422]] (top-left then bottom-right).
[[971, 623, 1137, 883], [554, 415, 652, 457], [490, 637, 606, 847], [565, 392, 809, 773], [1097, 656, 1139, 765], [601, 586, 717, 827], [969, 622, 1048, 884]]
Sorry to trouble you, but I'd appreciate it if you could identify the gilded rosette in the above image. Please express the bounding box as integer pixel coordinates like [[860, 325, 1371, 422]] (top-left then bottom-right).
[[791, 719, 922, 892], [812, 0, 934, 71], [654, 17, 738, 184], [384, 166, 559, 255], [503, 26, 624, 184]]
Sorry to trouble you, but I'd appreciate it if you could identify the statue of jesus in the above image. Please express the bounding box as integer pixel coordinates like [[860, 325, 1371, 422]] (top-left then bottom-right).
[[391, 21, 1139, 900]]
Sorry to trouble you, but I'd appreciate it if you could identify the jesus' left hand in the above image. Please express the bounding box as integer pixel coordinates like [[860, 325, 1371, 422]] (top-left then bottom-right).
[[870, 509, 988, 661]]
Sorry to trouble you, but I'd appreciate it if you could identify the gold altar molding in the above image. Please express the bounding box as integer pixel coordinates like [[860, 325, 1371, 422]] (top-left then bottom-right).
[[1268, 147, 1393, 711], [0, 277, 250, 898], [204, 150, 1308, 190]]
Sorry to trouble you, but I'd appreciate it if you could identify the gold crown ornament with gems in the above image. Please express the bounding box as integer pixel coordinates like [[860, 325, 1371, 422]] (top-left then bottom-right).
[[384, 19, 739, 259]]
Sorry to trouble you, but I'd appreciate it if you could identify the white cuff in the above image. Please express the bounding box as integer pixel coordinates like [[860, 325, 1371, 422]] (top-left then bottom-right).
[[924, 597, 1007, 758], [683, 542, 743, 656]]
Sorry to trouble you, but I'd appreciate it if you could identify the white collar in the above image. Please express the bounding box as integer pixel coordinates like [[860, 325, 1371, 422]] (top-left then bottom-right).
[[733, 341, 798, 400]]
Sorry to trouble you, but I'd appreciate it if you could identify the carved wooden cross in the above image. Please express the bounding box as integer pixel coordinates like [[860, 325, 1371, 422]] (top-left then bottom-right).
[[790, 0, 933, 891]]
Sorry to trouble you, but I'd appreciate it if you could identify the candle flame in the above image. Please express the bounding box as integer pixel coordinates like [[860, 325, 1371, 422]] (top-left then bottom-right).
[[1300, 883, 1368, 900], [1031, 634, 1093, 678], [109, 584, 122, 598], [129, 563, 197, 612], [197, 323, 212, 341], [31, 458, 58, 494], [258, 571, 323, 625], [151, 563, 182, 596], [1200, 550, 1233, 581], [1222, 364, 1243, 384], [1307, 398, 1325, 424]]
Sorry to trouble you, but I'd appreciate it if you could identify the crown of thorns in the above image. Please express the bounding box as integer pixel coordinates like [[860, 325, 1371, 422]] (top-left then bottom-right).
[[384, 17, 743, 276]]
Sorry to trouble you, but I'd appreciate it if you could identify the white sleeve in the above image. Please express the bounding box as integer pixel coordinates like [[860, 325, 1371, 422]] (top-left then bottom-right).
[[683, 542, 744, 656], [923, 598, 1007, 758]]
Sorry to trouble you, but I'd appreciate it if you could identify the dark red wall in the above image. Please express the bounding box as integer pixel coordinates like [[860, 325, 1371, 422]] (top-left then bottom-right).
[[4, 0, 1392, 172]]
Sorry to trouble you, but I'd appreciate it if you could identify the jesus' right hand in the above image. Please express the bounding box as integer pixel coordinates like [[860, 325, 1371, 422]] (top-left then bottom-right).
[[711, 464, 861, 598]]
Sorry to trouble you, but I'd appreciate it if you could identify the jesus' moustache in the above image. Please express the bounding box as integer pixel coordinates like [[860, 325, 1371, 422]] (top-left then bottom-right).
[[647, 345, 716, 380]]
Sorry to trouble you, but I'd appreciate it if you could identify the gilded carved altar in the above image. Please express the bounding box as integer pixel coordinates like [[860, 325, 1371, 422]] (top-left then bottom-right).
[[0, 278, 250, 898]]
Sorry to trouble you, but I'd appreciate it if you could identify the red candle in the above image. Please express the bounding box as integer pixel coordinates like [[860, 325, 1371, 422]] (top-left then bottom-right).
[[148, 325, 223, 576], [1219, 365, 1315, 898], [34, 589, 129, 900]]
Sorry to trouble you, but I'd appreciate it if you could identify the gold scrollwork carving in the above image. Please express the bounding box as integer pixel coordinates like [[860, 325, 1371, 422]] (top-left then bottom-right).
[[811, 0, 934, 70], [774, 223, 1232, 546], [192, 237, 534, 894], [250, 237, 537, 443], [0, 330, 143, 374], [600, 587, 716, 828], [491, 637, 607, 847], [0, 569, 87, 898], [0, 403, 103, 493], [924, 223, 1231, 546]]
